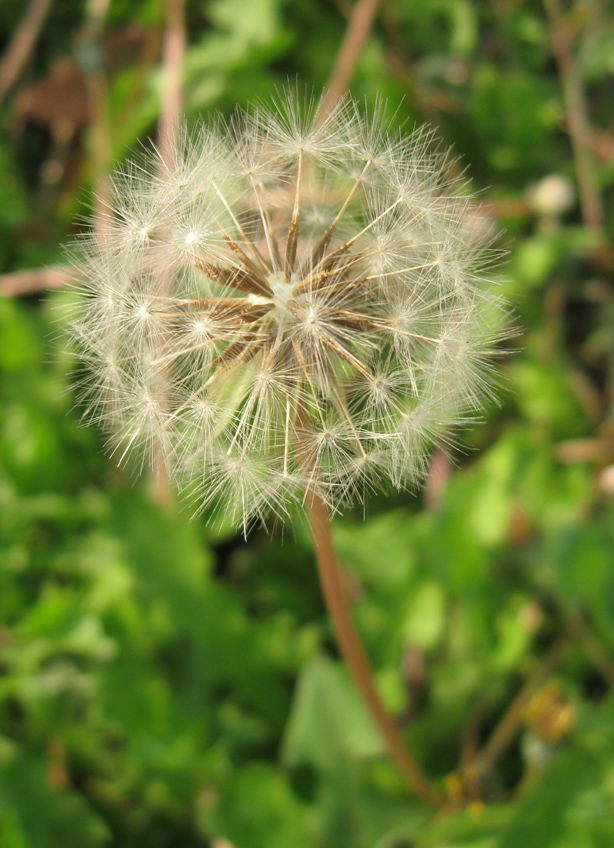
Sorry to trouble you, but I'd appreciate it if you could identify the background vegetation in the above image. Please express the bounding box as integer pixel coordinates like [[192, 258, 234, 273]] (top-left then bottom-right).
[[1, 0, 614, 845]]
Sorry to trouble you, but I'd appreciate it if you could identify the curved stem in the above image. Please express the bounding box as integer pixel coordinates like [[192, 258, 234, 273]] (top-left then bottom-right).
[[305, 488, 443, 807]]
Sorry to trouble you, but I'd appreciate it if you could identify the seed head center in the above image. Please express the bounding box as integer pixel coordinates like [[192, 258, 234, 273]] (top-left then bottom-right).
[[268, 271, 296, 314]]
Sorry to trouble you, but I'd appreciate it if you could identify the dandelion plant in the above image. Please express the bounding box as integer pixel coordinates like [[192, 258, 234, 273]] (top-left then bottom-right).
[[68, 91, 505, 802]]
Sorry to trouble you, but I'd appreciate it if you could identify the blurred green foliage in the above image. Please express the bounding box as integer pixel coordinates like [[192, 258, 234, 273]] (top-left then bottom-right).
[[1, 0, 614, 846]]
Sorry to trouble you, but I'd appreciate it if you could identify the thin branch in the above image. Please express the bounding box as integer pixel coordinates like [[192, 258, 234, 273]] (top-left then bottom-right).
[[157, 0, 185, 169], [113, 26, 164, 138], [80, 0, 112, 230], [564, 609, 614, 688], [320, 0, 382, 116], [467, 634, 568, 780], [0, 0, 53, 103], [459, 702, 487, 769], [305, 486, 443, 806], [544, 0, 604, 230], [150, 0, 186, 505], [556, 437, 614, 464], [0, 266, 72, 297]]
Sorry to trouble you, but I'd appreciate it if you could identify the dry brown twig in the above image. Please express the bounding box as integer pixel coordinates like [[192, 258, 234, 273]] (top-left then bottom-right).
[[464, 634, 569, 784], [0, 0, 53, 103], [544, 0, 604, 231], [150, 0, 186, 504], [3, 0, 375, 297], [564, 609, 614, 688], [0, 266, 72, 297], [113, 26, 164, 137], [320, 0, 382, 116], [158, 0, 185, 168], [0, 1, 111, 300], [0, 0, 182, 291], [80, 0, 112, 229], [456, 608, 614, 800]]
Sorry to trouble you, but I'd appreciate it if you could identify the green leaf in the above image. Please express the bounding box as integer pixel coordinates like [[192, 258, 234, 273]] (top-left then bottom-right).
[[402, 580, 446, 651], [0, 745, 111, 848], [203, 762, 318, 848], [282, 654, 384, 771], [333, 510, 417, 592]]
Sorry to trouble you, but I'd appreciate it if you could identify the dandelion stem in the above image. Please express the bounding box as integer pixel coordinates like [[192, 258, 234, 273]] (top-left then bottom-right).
[[304, 486, 443, 806]]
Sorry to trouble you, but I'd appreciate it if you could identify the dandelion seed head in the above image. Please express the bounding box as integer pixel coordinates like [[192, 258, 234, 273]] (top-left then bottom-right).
[[68, 90, 507, 532]]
